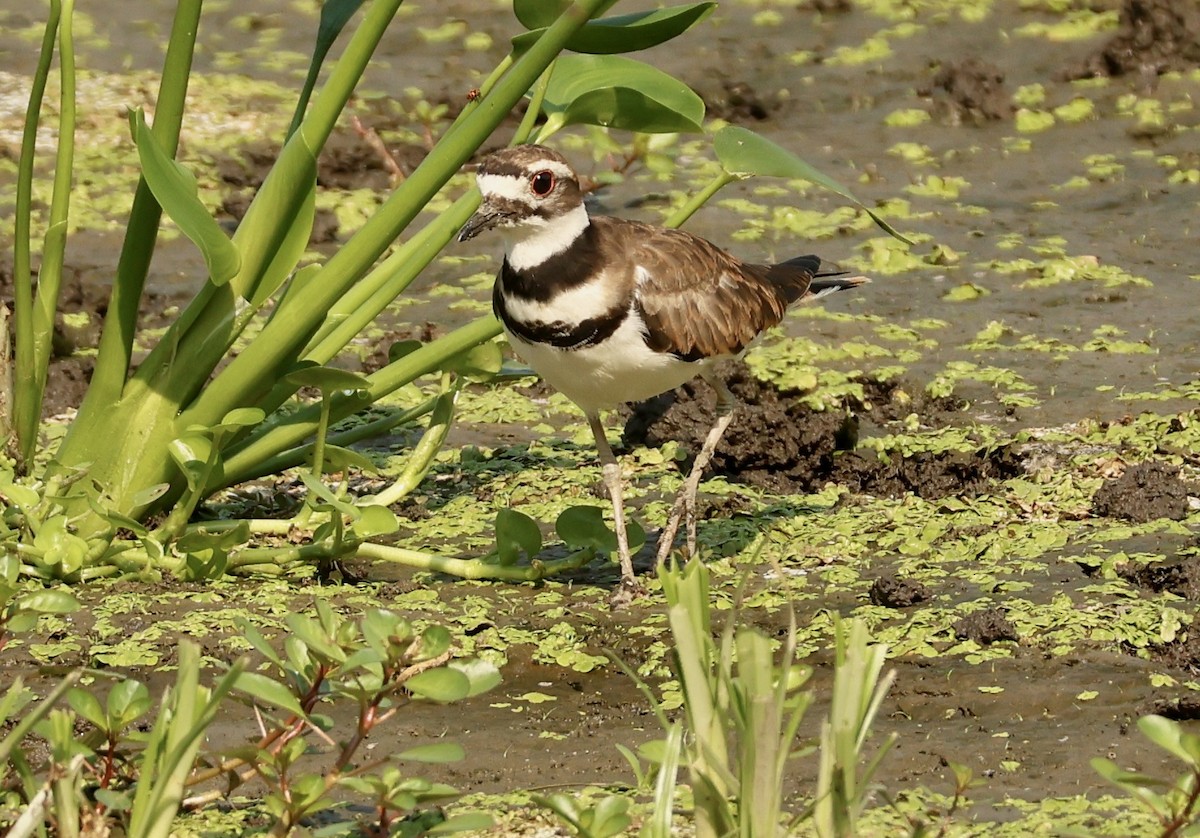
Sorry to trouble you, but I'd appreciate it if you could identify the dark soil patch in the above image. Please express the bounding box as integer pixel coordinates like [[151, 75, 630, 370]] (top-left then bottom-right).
[[0, 256, 185, 418], [921, 57, 1014, 124], [622, 362, 1021, 499], [1149, 633, 1200, 674], [869, 574, 932, 608], [953, 608, 1019, 645], [1149, 694, 1200, 721], [1091, 460, 1192, 523], [1119, 553, 1200, 598], [1065, 0, 1200, 79], [697, 79, 782, 122]]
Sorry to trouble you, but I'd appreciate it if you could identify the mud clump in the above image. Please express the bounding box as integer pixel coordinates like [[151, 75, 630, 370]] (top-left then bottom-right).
[[869, 575, 932, 608], [1150, 695, 1200, 720], [1149, 633, 1200, 674], [829, 446, 1022, 501], [622, 362, 853, 495], [1065, 0, 1200, 79], [699, 80, 782, 123], [954, 609, 1019, 645], [1091, 461, 1192, 523], [621, 362, 1022, 499], [922, 58, 1014, 123], [1119, 553, 1200, 599]]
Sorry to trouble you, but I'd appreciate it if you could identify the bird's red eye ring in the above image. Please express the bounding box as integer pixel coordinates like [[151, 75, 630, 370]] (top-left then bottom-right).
[[530, 170, 555, 196]]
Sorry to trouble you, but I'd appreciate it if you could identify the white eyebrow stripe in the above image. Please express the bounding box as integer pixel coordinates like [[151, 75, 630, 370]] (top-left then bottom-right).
[[477, 173, 534, 204]]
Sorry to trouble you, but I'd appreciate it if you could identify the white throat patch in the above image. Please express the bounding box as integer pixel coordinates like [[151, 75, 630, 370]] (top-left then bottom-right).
[[504, 203, 590, 272]]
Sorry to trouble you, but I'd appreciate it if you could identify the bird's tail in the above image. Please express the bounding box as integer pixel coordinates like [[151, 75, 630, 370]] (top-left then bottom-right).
[[808, 270, 871, 300], [769, 254, 870, 303]]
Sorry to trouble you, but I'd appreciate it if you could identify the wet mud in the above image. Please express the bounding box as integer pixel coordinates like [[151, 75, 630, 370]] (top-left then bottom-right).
[[1091, 460, 1194, 523], [1066, 0, 1200, 80], [623, 361, 1022, 499], [3, 0, 1200, 828], [922, 58, 1015, 124]]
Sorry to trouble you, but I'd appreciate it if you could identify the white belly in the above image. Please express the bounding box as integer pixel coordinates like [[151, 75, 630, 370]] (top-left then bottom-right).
[[507, 314, 709, 415]]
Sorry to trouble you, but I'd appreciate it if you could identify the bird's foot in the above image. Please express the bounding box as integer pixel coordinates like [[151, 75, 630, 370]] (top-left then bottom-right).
[[609, 575, 647, 608]]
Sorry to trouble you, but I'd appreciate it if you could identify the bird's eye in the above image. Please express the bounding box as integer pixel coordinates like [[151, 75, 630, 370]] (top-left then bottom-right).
[[530, 170, 555, 197]]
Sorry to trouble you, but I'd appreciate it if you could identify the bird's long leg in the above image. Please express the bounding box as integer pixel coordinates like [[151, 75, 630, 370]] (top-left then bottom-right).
[[655, 372, 737, 565], [587, 412, 639, 598]]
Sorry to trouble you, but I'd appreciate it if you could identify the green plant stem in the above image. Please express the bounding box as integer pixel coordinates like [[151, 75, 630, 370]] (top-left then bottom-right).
[[517, 59, 555, 143], [368, 383, 456, 507], [13, 0, 76, 467], [296, 193, 480, 370], [182, 0, 611, 432], [49, 0, 406, 522], [83, 0, 201, 416], [10, 2, 60, 467], [229, 396, 438, 487], [355, 541, 597, 581], [216, 315, 502, 489], [664, 170, 739, 229], [311, 396, 332, 480]]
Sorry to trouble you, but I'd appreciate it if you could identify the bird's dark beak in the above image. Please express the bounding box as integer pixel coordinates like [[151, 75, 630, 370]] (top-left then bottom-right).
[[457, 205, 502, 243]]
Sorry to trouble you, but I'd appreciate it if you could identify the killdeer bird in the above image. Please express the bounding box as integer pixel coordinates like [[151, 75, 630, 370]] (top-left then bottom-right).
[[459, 144, 868, 601]]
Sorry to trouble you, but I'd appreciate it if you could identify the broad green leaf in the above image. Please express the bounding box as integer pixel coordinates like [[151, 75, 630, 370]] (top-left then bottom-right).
[[93, 789, 132, 813], [556, 505, 644, 552], [542, 55, 704, 135], [406, 667, 470, 703], [0, 480, 40, 509], [130, 110, 241, 285], [322, 444, 377, 474], [514, 0, 619, 29], [447, 341, 503, 382], [388, 339, 424, 363], [106, 679, 151, 729], [496, 508, 542, 565], [219, 407, 267, 429], [285, 365, 371, 394], [16, 589, 80, 615], [233, 671, 307, 717], [447, 658, 502, 698], [714, 125, 911, 244], [413, 625, 453, 662], [238, 621, 284, 668], [182, 547, 230, 582], [396, 742, 465, 763], [590, 795, 632, 837], [129, 483, 170, 508], [32, 519, 89, 576], [67, 688, 107, 729], [177, 521, 250, 553], [1138, 714, 1193, 763], [169, 433, 214, 468], [355, 504, 399, 538], [512, 4, 715, 55]]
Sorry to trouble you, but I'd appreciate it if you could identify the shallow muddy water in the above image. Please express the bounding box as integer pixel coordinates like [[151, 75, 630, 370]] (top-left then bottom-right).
[[3, 0, 1200, 831]]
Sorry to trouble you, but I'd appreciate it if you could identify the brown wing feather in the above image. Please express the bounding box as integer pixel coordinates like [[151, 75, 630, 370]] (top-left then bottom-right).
[[592, 217, 816, 361]]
